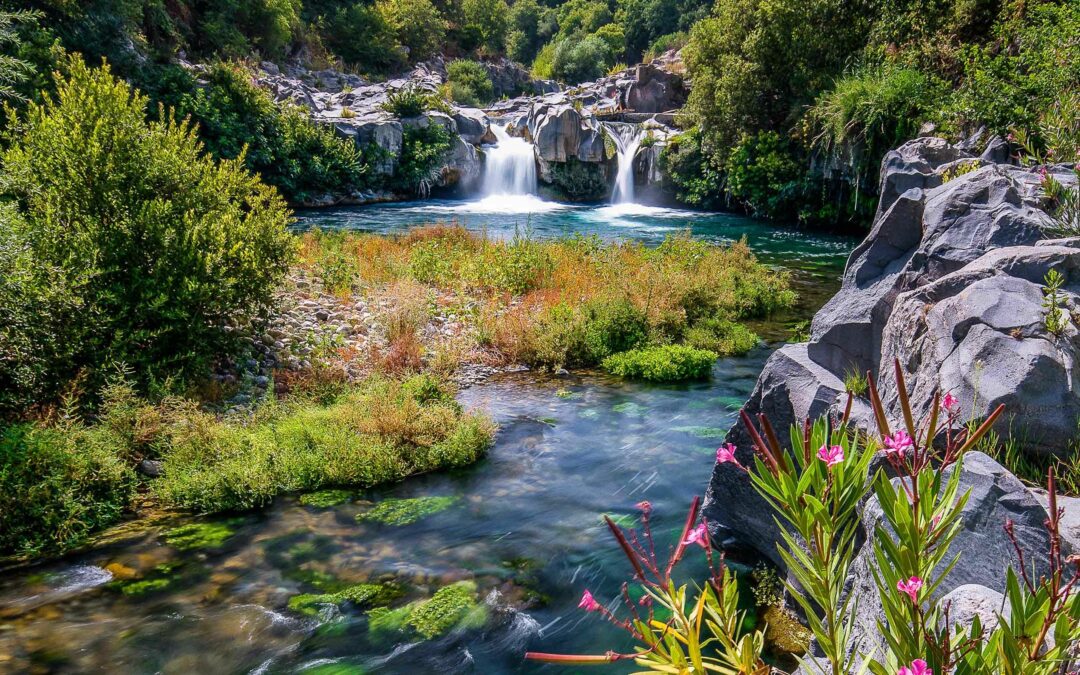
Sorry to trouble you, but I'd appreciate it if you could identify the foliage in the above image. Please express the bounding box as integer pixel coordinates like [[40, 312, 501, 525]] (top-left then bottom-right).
[[642, 30, 687, 62], [406, 581, 487, 638], [164, 521, 237, 550], [0, 58, 294, 403], [151, 374, 494, 512], [659, 129, 725, 210], [376, 0, 447, 62], [158, 61, 371, 204], [0, 10, 40, 102], [545, 158, 610, 201], [462, 0, 510, 54], [299, 489, 355, 507], [1041, 269, 1067, 337], [392, 123, 453, 196], [317, 2, 407, 73], [288, 582, 400, 616], [380, 84, 439, 118], [725, 131, 806, 220], [551, 34, 612, 84], [445, 59, 494, 106], [506, 0, 553, 64], [0, 420, 136, 557], [526, 500, 769, 673], [356, 495, 459, 525], [602, 345, 717, 382], [297, 227, 794, 374]]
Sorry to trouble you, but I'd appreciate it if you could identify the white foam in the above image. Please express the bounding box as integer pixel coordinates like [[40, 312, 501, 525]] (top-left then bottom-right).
[[417, 195, 570, 215]]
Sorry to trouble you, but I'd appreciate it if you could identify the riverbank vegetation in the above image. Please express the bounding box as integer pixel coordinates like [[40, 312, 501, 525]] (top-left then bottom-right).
[[297, 226, 794, 375]]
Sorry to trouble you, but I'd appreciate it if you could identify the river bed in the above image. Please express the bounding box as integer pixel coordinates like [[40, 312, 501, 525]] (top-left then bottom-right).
[[0, 200, 853, 674]]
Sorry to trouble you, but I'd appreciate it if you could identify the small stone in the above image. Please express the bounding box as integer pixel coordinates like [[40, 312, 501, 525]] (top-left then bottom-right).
[[138, 459, 164, 478]]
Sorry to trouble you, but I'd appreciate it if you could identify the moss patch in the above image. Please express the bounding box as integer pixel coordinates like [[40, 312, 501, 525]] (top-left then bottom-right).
[[366, 603, 415, 638], [672, 426, 727, 439], [762, 605, 811, 656], [119, 578, 172, 596], [612, 401, 645, 416], [406, 580, 486, 638], [356, 496, 458, 526], [163, 521, 237, 551], [287, 583, 402, 617], [299, 489, 355, 508]]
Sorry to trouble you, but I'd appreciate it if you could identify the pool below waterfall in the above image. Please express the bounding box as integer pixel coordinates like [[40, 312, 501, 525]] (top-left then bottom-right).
[[0, 199, 854, 674]]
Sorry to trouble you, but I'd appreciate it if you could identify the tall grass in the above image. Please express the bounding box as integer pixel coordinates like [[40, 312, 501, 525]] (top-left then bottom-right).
[[297, 226, 795, 370]]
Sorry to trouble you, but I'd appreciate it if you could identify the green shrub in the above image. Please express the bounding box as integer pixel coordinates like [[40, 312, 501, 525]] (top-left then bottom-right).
[[392, 123, 453, 195], [0, 58, 294, 401], [724, 131, 806, 219], [684, 318, 758, 356], [320, 2, 407, 72], [446, 60, 495, 106], [462, 0, 510, 53], [545, 158, 609, 201], [158, 61, 371, 205], [582, 297, 649, 362], [381, 85, 438, 118], [376, 0, 447, 62], [152, 374, 495, 513], [0, 422, 136, 557], [643, 31, 688, 62], [530, 41, 558, 79], [551, 34, 612, 84], [601, 345, 717, 381], [659, 130, 725, 210]]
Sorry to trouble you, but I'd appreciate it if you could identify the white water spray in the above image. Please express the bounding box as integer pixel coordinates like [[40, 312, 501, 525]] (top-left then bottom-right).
[[482, 123, 538, 197], [605, 122, 646, 204]]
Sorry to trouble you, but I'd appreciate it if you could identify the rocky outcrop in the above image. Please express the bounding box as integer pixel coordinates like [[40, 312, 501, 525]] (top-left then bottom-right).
[[706, 136, 1080, 667]]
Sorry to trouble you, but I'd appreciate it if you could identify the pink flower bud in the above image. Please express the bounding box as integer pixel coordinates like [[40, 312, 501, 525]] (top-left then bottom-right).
[[817, 444, 844, 467], [578, 589, 601, 612]]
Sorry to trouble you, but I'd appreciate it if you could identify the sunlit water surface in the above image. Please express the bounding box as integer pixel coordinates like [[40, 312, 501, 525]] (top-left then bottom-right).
[[0, 199, 854, 674]]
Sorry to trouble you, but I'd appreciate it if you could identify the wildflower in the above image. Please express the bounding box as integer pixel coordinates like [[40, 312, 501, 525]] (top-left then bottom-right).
[[578, 589, 601, 612], [716, 443, 739, 465], [817, 444, 844, 468], [897, 576, 923, 603], [884, 430, 914, 458], [1006, 132, 1015, 142], [635, 500, 652, 515], [683, 523, 708, 548], [942, 391, 958, 412], [898, 659, 932, 675]]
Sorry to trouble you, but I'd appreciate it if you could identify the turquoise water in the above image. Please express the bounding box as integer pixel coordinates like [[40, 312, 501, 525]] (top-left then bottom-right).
[[0, 201, 854, 674]]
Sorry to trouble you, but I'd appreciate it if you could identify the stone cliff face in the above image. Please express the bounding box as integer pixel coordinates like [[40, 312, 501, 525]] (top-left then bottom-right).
[[256, 55, 687, 205]]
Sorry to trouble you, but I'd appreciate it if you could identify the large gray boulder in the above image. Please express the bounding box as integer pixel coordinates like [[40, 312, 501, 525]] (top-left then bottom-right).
[[622, 63, 687, 113]]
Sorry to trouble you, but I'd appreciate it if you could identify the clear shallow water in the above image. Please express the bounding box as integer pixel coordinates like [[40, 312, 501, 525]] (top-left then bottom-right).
[[0, 201, 855, 674]]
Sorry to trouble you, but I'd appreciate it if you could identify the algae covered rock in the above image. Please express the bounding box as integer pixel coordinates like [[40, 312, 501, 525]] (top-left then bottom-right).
[[163, 521, 238, 551], [287, 582, 402, 617], [299, 490, 355, 508], [405, 581, 487, 639], [356, 496, 458, 526]]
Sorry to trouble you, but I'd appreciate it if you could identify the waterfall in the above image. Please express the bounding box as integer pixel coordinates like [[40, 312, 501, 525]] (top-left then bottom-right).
[[482, 123, 538, 197], [605, 122, 646, 204]]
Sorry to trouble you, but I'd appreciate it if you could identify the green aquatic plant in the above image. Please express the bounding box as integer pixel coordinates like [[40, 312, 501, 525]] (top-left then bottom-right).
[[299, 490, 355, 508], [119, 578, 173, 596], [287, 583, 401, 617], [356, 496, 459, 526], [406, 581, 487, 638], [367, 603, 416, 637], [611, 401, 646, 415], [672, 426, 728, 439], [602, 345, 717, 382], [163, 521, 237, 551]]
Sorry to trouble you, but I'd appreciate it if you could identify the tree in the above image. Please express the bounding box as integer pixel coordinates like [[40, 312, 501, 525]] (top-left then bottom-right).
[[377, 0, 448, 62], [551, 34, 613, 84], [0, 57, 294, 400], [463, 0, 510, 53]]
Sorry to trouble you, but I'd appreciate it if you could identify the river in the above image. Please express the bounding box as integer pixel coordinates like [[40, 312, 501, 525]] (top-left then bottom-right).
[[0, 200, 853, 674]]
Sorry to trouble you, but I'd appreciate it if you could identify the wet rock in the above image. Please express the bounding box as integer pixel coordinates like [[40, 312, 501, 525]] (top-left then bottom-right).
[[138, 459, 163, 478]]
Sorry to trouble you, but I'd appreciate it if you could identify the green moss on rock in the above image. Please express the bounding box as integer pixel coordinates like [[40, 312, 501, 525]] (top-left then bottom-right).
[[163, 521, 236, 551], [287, 582, 402, 616], [602, 345, 718, 382], [299, 489, 355, 508], [406, 580, 486, 638], [366, 603, 415, 637], [356, 496, 458, 526], [119, 578, 172, 596]]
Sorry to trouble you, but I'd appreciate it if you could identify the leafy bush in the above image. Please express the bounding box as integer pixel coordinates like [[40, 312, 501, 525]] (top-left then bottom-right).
[[462, 0, 510, 53], [157, 61, 371, 204], [582, 297, 649, 362], [642, 30, 688, 62], [724, 131, 806, 219], [684, 318, 758, 356], [506, 0, 553, 64], [545, 158, 609, 201], [0, 58, 294, 402], [0, 422, 136, 557], [602, 345, 717, 381], [446, 59, 495, 106], [551, 34, 612, 84], [659, 130, 725, 210], [153, 374, 495, 513], [393, 123, 454, 195], [319, 2, 407, 72], [381, 84, 438, 117], [376, 0, 447, 62]]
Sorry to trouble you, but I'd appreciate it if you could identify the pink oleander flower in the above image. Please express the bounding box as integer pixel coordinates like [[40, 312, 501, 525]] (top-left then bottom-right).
[[636, 500, 652, 514], [683, 523, 708, 548], [898, 659, 932, 675], [817, 444, 844, 467], [1006, 132, 1016, 142], [897, 576, 923, 603], [578, 589, 601, 612], [942, 391, 958, 412], [884, 430, 914, 458], [716, 443, 739, 465]]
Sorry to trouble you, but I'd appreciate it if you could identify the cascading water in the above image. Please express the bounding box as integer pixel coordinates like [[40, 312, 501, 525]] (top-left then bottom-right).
[[604, 122, 646, 204], [482, 123, 538, 197]]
